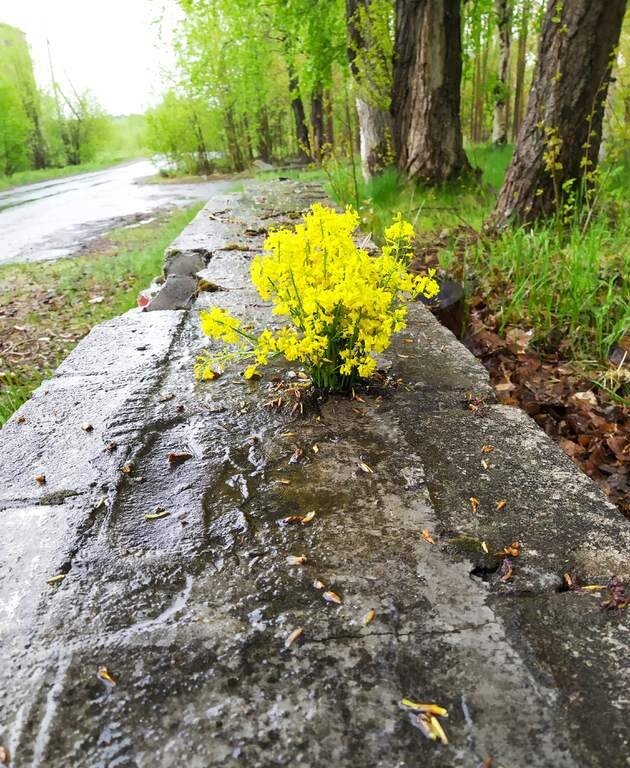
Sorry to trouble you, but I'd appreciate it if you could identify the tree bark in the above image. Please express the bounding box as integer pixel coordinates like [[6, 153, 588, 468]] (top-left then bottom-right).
[[493, 0, 626, 226], [311, 85, 325, 161], [492, 0, 511, 145], [346, 0, 392, 179], [392, 0, 471, 183], [257, 106, 273, 162], [324, 88, 335, 149], [511, 0, 530, 141], [288, 73, 311, 162]]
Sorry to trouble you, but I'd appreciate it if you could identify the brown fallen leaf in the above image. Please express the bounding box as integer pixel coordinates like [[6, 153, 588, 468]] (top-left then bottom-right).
[[421, 530, 436, 545], [81, 422, 94, 432], [277, 515, 304, 526], [289, 446, 304, 464], [287, 554, 307, 566], [97, 666, 116, 686], [301, 510, 316, 525], [16, 415, 26, 424], [481, 445, 494, 453], [323, 590, 343, 605], [168, 451, 193, 466], [499, 558, 514, 582], [495, 540, 521, 558], [0, 745, 9, 765], [470, 497, 480, 513], [313, 579, 325, 590], [46, 574, 65, 585], [495, 499, 507, 511], [35, 474, 46, 485], [121, 462, 134, 475], [363, 609, 376, 625], [285, 627, 304, 648], [358, 461, 374, 474]]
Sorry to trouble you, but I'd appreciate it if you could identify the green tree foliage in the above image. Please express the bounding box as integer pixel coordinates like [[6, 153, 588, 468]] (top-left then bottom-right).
[[0, 78, 31, 174], [146, 90, 219, 173]]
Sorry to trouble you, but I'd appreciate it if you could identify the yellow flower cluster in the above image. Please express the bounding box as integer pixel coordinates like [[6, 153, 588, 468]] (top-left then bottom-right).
[[197, 204, 439, 390]]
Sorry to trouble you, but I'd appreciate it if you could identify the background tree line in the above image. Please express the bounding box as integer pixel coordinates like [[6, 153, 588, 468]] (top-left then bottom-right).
[[149, 0, 628, 226], [0, 23, 128, 179]]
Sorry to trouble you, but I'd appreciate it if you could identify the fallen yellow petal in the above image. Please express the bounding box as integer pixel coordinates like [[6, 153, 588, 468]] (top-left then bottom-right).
[[97, 666, 116, 685], [401, 699, 448, 717], [285, 627, 304, 648]]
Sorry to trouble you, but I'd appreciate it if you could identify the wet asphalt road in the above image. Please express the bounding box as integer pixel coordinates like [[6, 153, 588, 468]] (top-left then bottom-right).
[[0, 160, 233, 266]]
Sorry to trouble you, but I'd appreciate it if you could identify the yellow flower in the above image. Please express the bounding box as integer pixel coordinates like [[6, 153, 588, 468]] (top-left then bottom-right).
[[198, 204, 441, 390], [199, 306, 242, 344]]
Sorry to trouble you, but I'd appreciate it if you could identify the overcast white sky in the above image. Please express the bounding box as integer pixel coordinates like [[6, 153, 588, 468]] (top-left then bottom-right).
[[0, 0, 182, 115]]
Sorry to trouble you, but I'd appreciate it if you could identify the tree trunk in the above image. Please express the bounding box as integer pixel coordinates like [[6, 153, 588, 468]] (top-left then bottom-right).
[[257, 107, 273, 162], [392, 0, 471, 183], [288, 74, 311, 161], [511, 0, 530, 141], [311, 85, 325, 161], [492, 0, 511, 145], [324, 89, 335, 149], [493, 0, 626, 226], [346, 0, 392, 179], [224, 109, 246, 172]]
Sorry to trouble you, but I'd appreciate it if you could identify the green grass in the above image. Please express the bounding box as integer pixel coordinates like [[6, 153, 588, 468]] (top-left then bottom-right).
[[0, 204, 202, 424], [440, 210, 630, 363]]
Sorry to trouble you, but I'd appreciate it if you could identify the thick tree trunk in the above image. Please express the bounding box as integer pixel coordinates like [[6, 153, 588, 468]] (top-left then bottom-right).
[[392, 0, 471, 183], [289, 74, 311, 162], [494, 0, 626, 226], [355, 97, 392, 178], [492, 0, 511, 146], [511, 0, 530, 141], [311, 86, 325, 161], [346, 0, 392, 178]]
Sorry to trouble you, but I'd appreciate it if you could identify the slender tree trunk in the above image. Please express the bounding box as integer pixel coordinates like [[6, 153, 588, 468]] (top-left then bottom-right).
[[346, 0, 392, 178], [493, 0, 626, 226], [288, 73, 311, 161], [324, 89, 335, 149], [257, 107, 273, 162], [392, 0, 471, 183], [224, 109, 245, 172], [511, 0, 530, 141], [492, 0, 511, 145], [311, 85, 325, 161], [477, 20, 490, 141]]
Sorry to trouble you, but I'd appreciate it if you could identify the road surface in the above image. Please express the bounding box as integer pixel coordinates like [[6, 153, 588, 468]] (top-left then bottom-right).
[[0, 160, 234, 266]]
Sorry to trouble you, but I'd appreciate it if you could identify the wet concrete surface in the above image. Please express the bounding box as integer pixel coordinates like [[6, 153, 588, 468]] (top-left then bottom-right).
[[0, 182, 628, 767], [0, 160, 234, 265]]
